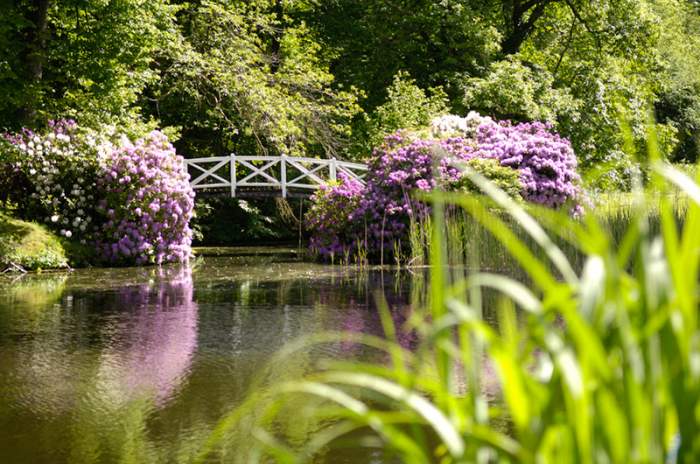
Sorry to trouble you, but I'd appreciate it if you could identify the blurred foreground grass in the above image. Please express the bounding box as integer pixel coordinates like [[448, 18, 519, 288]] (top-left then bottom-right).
[[194, 159, 700, 463]]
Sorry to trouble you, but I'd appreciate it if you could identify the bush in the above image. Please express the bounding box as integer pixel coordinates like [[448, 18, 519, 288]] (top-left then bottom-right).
[[96, 131, 195, 265], [475, 119, 581, 209], [429, 112, 494, 140], [305, 174, 365, 259], [452, 157, 522, 200], [0, 120, 104, 243], [2, 122, 195, 266], [357, 132, 473, 253], [306, 113, 583, 261]]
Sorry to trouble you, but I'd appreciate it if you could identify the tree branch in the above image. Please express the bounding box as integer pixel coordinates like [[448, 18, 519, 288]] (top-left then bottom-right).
[[501, 0, 552, 55], [553, 15, 576, 77]]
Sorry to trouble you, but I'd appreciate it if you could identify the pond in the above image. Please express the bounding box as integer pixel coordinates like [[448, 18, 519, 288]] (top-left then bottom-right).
[[0, 248, 434, 463]]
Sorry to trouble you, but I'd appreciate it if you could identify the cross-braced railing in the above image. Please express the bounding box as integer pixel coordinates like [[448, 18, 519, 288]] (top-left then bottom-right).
[[185, 154, 368, 198]]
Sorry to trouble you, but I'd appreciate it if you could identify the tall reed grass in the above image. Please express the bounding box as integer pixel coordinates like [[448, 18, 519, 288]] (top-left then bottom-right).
[[196, 143, 700, 463]]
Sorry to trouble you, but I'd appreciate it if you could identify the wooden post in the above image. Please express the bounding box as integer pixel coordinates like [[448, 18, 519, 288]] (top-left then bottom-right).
[[230, 153, 236, 197], [298, 197, 303, 253], [280, 154, 287, 198], [330, 157, 337, 182]]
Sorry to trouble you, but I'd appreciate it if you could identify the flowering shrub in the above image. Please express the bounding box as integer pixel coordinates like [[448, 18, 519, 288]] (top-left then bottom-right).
[[1, 120, 105, 243], [306, 113, 583, 260], [430, 114, 581, 209], [429, 112, 493, 139], [358, 133, 474, 252], [2, 122, 195, 266], [97, 131, 195, 265], [475, 120, 581, 208], [307, 133, 477, 258], [305, 173, 365, 258]]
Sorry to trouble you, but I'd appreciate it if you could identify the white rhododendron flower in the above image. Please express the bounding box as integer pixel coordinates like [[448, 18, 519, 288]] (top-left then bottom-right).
[[429, 112, 495, 139]]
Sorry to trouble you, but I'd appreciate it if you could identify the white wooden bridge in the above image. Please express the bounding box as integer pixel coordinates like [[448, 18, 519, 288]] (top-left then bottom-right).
[[185, 154, 368, 198]]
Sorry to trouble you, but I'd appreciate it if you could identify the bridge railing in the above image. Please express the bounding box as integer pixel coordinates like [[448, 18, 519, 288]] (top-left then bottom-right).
[[185, 154, 368, 198]]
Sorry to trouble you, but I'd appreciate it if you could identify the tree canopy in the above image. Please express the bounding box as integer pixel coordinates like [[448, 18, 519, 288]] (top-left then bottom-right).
[[2, 0, 700, 188]]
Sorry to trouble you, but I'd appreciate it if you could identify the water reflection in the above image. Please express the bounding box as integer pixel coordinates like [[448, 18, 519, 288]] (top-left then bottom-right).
[[97, 266, 197, 405], [338, 293, 418, 353], [0, 256, 421, 463]]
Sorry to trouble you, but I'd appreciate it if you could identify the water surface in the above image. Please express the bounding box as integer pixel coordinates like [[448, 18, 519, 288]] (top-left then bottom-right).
[[0, 250, 422, 463]]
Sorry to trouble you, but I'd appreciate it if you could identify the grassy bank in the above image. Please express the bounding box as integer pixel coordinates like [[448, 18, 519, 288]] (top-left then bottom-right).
[[0, 213, 68, 271]]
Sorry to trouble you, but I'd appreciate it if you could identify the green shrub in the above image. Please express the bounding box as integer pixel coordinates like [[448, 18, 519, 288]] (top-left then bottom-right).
[[452, 157, 522, 200]]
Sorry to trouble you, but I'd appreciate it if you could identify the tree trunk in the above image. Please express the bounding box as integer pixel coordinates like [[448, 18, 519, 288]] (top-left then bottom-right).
[[269, 0, 283, 74], [500, 0, 552, 55], [20, 0, 51, 125]]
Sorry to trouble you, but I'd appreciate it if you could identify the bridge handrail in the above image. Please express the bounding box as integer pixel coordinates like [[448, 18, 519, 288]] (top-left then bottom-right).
[[184, 154, 368, 198]]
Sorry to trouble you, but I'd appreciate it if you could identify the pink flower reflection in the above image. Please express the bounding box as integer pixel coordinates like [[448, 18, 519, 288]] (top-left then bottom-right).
[[339, 303, 417, 354], [99, 266, 198, 405]]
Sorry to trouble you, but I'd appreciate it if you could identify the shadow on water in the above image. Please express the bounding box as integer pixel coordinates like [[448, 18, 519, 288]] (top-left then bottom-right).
[[0, 251, 432, 463]]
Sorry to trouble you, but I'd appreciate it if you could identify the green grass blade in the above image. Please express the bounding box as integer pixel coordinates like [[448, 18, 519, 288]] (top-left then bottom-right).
[[319, 372, 466, 458]]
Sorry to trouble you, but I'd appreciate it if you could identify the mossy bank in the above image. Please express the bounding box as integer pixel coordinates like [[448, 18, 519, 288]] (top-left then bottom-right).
[[0, 213, 68, 271]]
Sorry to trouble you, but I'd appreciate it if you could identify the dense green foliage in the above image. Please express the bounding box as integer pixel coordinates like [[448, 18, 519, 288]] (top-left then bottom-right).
[[0, 0, 178, 134], [354, 72, 449, 156], [453, 157, 523, 200], [154, 0, 362, 158], [3, 0, 700, 188], [192, 197, 297, 245]]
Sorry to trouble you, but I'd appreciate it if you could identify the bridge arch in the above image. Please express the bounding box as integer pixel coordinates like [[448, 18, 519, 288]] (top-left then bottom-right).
[[185, 154, 367, 198]]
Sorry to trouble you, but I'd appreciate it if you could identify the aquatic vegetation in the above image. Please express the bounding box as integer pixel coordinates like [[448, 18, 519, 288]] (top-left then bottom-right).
[[204, 156, 700, 463]]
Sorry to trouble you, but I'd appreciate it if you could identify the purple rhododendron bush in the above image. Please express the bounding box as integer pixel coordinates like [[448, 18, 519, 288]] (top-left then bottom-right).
[[305, 112, 583, 261], [306, 173, 365, 258], [97, 131, 195, 265], [1, 121, 194, 266], [475, 119, 581, 208]]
